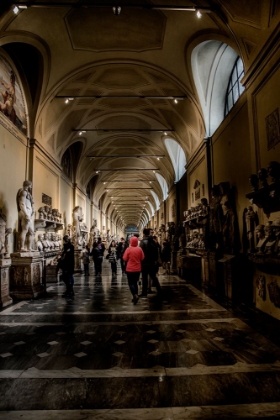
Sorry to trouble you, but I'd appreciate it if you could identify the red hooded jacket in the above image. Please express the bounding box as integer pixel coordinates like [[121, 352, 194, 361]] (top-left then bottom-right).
[[123, 236, 144, 272]]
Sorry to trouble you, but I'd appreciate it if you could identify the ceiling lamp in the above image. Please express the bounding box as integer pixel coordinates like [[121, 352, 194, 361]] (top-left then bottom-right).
[[112, 6, 121, 15], [196, 10, 202, 18]]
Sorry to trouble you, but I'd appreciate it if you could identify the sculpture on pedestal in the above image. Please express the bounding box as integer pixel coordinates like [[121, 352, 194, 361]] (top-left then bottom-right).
[[209, 185, 223, 251], [16, 180, 35, 252], [264, 221, 276, 254], [35, 233, 44, 252], [0, 209, 12, 258], [255, 225, 267, 254]]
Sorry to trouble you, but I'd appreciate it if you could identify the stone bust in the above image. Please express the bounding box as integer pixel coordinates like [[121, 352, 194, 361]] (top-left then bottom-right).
[[255, 224, 267, 254]]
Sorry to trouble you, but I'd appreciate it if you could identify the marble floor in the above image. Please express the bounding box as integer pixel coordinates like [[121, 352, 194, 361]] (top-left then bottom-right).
[[0, 260, 280, 419]]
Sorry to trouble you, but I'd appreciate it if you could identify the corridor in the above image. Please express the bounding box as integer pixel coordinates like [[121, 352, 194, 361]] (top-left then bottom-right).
[[0, 260, 280, 419]]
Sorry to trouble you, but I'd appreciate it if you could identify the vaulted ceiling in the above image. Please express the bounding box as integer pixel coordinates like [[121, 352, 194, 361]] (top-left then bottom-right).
[[1, 0, 278, 229]]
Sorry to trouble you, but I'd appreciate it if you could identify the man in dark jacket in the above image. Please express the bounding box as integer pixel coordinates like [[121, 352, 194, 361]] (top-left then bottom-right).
[[60, 235, 75, 297], [117, 237, 128, 274], [139, 228, 162, 298]]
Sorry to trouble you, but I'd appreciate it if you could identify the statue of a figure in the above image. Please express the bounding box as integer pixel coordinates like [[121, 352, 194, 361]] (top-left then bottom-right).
[[264, 221, 276, 254], [222, 200, 236, 254], [16, 180, 35, 252], [0, 209, 12, 258], [255, 224, 267, 254], [72, 206, 83, 246], [209, 185, 223, 251], [36, 233, 44, 252], [197, 233, 205, 249], [258, 168, 268, 188], [200, 198, 209, 217], [38, 206, 47, 219], [245, 205, 258, 252], [267, 161, 280, 183], [272, 218, 280, 255], [42, 233, 50, 251]]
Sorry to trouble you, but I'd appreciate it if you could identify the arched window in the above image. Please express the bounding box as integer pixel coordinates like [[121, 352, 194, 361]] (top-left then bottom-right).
[[191, 41, 243, 136], [225, 57, 245, 116], [155, 173, 168, 201], [151, 190, 160, 210], [164, 138, 186, 182]]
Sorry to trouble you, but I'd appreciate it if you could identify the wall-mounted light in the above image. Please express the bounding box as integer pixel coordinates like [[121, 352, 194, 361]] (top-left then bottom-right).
[[65, 97, 74, 104], [196, 10, 202, 18], [174, 99, 178, 104]]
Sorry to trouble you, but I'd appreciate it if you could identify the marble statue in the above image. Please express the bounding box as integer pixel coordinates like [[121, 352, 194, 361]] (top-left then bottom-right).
[[222, 200, 236, 254], [267, 161, 280, 183], [255, 225, 267, 254], [209, 185, 223, 251], [258, 168, 268, 188], [16, 180, 35, 252], [72, 206, 83, 246], [0, 208, 12, 258], [36, 233, 44, 252], [272, 218, 280, 255], [264, 221, 276, 254], [42, 233, 50, 251], [245, 205, 258, 252]]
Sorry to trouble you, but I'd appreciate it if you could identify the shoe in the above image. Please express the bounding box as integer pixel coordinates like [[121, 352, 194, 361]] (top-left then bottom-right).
[[133, 294, 139, 305], [138, 293, 147, 298]]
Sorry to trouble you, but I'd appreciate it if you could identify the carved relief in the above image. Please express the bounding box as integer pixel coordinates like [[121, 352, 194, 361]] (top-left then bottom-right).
[[257, 275, 266, 300], [268, 281, 280, 307], [266, 108, 280, 151]]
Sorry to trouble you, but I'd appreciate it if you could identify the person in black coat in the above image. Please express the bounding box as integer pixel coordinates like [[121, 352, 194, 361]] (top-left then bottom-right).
[[60, 235, 75, 297], [139, 229, 162, 298], [116, 237, 129, 274]]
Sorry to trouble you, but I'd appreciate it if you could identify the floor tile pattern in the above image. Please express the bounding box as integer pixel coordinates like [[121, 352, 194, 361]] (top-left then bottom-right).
[[0, 260, 280, 418]]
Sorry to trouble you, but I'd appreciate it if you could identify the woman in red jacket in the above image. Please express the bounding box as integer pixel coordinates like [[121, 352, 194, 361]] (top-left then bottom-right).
[[123, 236, 144, 304]]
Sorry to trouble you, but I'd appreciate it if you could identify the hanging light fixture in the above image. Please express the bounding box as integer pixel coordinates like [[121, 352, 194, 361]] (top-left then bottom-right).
[[112, 6, 121, 15]]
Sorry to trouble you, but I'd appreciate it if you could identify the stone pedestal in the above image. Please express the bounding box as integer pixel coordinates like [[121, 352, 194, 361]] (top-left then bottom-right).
[[0, 259, 13, 307], [10, 252, 45, 299], [218, 255, 236, 299], [46, 264, 58, 283]]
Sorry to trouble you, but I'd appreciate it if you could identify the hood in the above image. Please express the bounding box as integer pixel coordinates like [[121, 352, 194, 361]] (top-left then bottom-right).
[[130, 236, 138, 247]]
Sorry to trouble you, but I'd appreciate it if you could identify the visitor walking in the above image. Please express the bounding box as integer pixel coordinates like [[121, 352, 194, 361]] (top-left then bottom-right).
[[123, 236, 144, 304], [107, 239, 118, 276], [60, 235, 75, 297], [117, 237, 128, 274], [139, 228, 162, 298], [96, 237, 105, 275]]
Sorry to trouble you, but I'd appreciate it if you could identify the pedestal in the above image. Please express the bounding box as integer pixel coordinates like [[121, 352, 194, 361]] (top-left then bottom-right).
[[0, 259, 13, 307], [10, 252, 45, 299], [74, 249, 82, 272], [218, 255, 235, 299], [46, 264, 58, 283], [180, 253, 201, 283]]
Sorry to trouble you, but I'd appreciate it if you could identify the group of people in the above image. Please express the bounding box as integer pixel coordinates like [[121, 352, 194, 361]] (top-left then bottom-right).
[[56, 229, 172, 302]]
